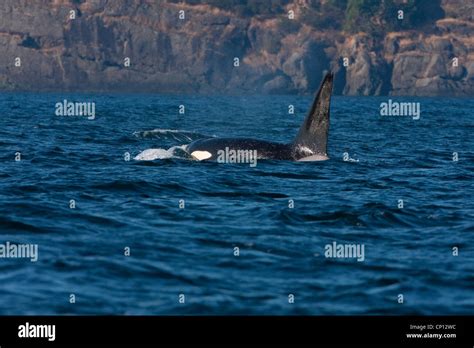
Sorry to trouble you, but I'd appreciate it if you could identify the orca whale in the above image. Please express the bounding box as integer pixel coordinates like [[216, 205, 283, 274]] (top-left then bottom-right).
[[186, 72, 334, 162]]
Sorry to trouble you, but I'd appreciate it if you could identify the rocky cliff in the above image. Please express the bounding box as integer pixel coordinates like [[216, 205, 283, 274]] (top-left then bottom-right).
[[0, 0, 472, 96]]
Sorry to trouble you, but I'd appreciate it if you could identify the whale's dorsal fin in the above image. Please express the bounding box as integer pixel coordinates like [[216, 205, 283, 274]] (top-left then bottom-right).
[[293, 72, 333, 157]]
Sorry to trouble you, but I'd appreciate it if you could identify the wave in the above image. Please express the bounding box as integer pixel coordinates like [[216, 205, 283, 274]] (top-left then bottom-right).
[[133, 128, 212, 142]]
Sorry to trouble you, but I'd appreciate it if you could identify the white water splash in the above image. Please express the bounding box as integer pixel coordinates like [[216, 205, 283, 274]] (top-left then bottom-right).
[[134, 145, 189, 161], [345, 156, 360, 162]]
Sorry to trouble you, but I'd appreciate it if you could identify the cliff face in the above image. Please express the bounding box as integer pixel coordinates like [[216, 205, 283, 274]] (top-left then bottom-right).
[[0, 0, 472, 96]]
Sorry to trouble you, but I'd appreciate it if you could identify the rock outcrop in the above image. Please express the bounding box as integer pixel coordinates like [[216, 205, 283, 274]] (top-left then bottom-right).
[[0, 0, 472, 96]]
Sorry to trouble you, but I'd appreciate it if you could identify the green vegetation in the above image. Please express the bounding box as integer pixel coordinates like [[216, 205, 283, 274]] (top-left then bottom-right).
[[343, 0, 444, 33], [344, 0, 380, 32]]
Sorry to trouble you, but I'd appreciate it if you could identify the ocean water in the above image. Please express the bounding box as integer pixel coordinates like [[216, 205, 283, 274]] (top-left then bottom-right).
[[0, 93, 473, 315]]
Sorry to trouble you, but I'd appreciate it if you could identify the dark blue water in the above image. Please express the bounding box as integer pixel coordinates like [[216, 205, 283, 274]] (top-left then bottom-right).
[[0, 93, 473, 315]]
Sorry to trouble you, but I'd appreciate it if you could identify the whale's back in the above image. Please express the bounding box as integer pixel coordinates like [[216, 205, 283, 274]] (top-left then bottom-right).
[[187, 138, 292, 160]]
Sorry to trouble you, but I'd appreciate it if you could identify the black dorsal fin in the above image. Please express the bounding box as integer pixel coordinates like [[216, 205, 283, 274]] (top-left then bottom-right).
[[293, 72, 333, 157]]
